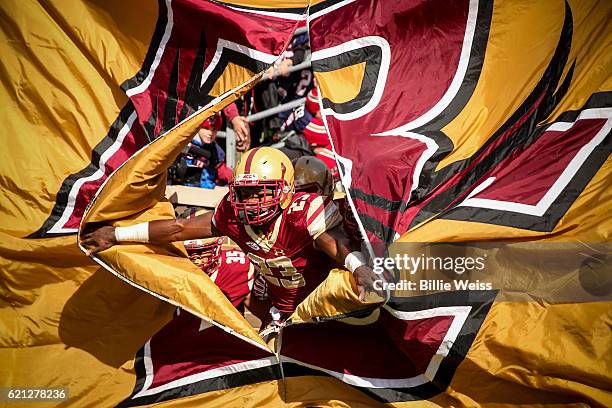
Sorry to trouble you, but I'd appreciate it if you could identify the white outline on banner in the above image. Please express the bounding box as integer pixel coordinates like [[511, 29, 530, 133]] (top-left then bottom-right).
[[459, 108, 612, 216], [47, 111, 138, 234], [201, 39, 278, 88], [132, 337, 277, 399], [308, 0, 356, 21], [225, 4, 306, 21], [126, 0, 174, 97], [378, 0, 478, 132], [311, 36, 390, 122]]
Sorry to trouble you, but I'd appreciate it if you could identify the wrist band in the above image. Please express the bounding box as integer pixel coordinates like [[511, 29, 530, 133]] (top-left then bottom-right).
[[115, 222, 150, 243], [270, 306, 282, 323], [345, 251, 367, 273]]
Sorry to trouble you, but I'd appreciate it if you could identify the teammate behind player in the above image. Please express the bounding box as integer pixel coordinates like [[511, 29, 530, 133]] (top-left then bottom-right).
[[181, 207, 270, 325], [82, 147, 379, 321], [184, 235, 256, 313], [293, 156, 334, 197], [294, 155, 362, 245]]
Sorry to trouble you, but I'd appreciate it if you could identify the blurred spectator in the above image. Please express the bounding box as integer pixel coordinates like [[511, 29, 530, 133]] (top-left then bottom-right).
[[170, 113, 232, 188], [280, 86, 319, 134], [249, 27, 313, 145], [216, 27, 317, 151], [276, 87, 338, 179]]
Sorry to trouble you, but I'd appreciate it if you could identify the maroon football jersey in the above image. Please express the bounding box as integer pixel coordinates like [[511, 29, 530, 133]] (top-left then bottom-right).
[[212, 249, 254, 310], [185, 242, 254, 310], [213, 191, 343, 314]]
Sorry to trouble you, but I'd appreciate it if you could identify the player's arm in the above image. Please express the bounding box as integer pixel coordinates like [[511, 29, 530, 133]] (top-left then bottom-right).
[[82, 211, 220, 255], [314, 225, 380, 301], [304, 194, 381, 300]]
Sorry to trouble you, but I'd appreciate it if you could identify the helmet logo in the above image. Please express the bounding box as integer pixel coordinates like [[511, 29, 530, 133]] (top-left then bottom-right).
[[246, 241, 260, 251], [236, 173, 258, 183]]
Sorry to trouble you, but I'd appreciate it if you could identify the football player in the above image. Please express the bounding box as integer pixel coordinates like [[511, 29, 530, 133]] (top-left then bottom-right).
[[182, 219, 270, 326], [294, 155, 362, 244], [83, 147, 379, 322], [183, 236, 255, 314], [293, 155, 334, 197]]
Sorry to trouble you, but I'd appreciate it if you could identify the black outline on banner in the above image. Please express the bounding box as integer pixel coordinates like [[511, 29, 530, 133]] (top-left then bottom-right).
[[311, 0, 494, 243], [312, 45, 383, 115], [407, 1, 576, 230], [439, 93, 611, 231]]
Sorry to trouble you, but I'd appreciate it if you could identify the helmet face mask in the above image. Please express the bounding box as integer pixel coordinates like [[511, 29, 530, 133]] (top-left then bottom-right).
[[184, 237, 223, 275], [230, 147, 295, 226], [230, 181, 286, 225]]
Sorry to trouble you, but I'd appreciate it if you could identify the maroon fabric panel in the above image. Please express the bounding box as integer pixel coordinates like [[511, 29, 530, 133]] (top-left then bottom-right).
[[475, 118, 607, 204], [149, 311, 272, 388], [281, 310, 454, 379]]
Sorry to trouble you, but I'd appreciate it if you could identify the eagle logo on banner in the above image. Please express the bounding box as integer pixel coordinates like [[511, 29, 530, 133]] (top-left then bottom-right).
[[310, 0, 493, 243], [29, 0, 303, 237], [310, 0, 611, 243], [304, 0, 611, 404]]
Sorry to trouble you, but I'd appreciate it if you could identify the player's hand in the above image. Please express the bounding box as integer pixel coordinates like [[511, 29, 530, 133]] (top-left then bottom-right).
[[231, 116, 251, 152], [353, 265, 383, 302], [81, 226, 117, 256]]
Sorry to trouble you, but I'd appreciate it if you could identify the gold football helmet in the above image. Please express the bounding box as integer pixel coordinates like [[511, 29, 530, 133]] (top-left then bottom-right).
[[184, 237, 224, 275], [293, 156, 334, 197], [230, 147, 295, 225]]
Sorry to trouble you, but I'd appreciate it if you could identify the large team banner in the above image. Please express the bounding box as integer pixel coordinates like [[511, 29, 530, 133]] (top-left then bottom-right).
[[308, 0, 611, 406], [1, 0, 610, 407], [0, 0, 307, 406], [311, 0, 611, 244]]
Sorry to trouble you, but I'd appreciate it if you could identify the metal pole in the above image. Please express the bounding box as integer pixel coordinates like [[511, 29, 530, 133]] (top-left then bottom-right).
[[223, 98, 306, 167], [246, 97, 306, 122], [286, 60, 311, 74], [225, 126, 236, 168]]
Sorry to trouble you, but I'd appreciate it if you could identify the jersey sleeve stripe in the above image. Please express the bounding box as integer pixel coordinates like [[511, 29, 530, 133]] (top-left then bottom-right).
[[306, 195, 333, 225], [306, 199, 326, 225], [316, 148, 335, 159], [307, 197, 342, 239]]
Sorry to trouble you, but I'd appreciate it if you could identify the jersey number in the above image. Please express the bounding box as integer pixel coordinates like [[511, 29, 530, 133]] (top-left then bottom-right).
[[295, 70, 312, 97], [225, 250, 246, 264], [288, 195, 308, 214], [247, 253, 305, 289]]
